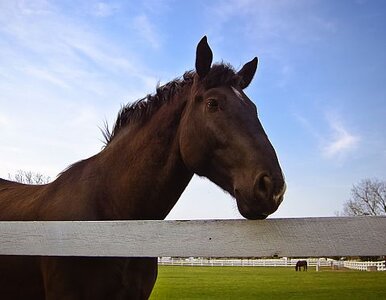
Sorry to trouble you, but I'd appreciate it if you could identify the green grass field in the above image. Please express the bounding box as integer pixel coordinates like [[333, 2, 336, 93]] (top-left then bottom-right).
[[150, 266, 386, 299]]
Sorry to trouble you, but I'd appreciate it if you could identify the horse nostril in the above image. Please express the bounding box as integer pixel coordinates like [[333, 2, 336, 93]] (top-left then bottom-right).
[[255, 174, 273, 200]]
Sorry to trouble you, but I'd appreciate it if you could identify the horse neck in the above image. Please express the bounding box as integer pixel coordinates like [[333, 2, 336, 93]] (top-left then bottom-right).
[[91, 92, 193, 220]]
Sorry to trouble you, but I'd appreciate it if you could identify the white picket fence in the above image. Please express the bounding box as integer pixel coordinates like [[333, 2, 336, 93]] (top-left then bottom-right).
[[0, 217, 385, 265], [158, 257, 340, 268], [344, 260, 386, 271], [158, 257, 386, 271]]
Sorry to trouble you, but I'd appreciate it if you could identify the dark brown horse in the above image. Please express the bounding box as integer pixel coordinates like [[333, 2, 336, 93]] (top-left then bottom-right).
[[0, 36, 285, 299], [295, 260, 308, 271]]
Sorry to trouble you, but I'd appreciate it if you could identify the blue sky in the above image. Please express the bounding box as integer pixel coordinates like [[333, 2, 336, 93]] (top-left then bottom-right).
[[0, 0, 385, 219]]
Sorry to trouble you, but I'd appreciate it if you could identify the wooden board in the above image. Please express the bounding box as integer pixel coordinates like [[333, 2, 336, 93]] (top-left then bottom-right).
[[0, 217, 385, 257]]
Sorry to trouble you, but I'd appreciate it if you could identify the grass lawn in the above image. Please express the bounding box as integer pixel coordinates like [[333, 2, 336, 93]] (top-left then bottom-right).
[[150, 266, 386, 299]]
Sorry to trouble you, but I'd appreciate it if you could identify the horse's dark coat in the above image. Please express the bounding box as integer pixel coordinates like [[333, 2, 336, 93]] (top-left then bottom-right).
[[295, 260, 308, 271], [0, 37, 285, 299]]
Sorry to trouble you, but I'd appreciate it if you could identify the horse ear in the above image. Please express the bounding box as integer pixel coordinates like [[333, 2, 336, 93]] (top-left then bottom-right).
[[195, 36, 213, 79], [238, 57, 258, 89]]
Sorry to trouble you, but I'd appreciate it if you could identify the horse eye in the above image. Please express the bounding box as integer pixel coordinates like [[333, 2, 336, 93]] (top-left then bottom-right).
[[206, 99, 218, 111]]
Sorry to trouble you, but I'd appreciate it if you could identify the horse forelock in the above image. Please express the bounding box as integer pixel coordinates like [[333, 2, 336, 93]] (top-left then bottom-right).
[[201, 63, 242, 89], [103, 63, 240, 145]]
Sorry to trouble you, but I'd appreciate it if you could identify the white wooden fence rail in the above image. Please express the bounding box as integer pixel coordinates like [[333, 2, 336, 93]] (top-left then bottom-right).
[[158, 257, 338, 267], [158, 258, 386, 271], [0, 216, 385, 258], [343, 260, 386, 271]]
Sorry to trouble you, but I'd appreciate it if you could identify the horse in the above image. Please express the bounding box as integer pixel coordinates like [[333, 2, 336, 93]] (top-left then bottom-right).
[[295, 260, 308, 271], [0, 36, 286, 299]]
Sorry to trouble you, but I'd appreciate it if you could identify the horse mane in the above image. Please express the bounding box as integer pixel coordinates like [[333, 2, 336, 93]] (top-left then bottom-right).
[[102, 63, 241, 144]]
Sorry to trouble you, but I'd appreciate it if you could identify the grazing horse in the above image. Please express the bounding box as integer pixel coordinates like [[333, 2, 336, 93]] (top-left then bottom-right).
[[295, 260, 308, 271], [0, 36, 286, 299]]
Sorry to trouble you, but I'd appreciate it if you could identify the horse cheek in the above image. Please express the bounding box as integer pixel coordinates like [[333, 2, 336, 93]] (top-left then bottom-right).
[[179, 123, 208, 175]]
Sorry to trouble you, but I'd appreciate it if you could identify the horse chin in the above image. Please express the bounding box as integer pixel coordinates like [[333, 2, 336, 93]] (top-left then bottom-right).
[[235, 197, 275, 220], [241, 211, 269, 220]]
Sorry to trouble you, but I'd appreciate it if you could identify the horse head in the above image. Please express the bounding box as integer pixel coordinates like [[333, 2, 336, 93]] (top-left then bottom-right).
[[179, 36, 286, 220]]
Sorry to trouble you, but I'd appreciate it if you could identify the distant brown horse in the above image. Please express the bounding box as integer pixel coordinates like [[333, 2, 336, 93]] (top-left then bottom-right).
[[0, 36, 285, 299], [295, 260, 308, 271]]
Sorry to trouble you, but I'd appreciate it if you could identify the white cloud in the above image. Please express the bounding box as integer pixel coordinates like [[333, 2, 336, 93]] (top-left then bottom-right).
[[92, 2, 119, 17], [295, 110, 361, 160], [323, 114, 360, 159], [16, 0, 53, 15], [23, 66, 70, 88], [132, 14, 161, 49], [0, 1, 162, 104], [141, 0, 171, 14], [204, 0, 338, 90], [0, 114, 10, 128], [293, 112, 322, 141], [0, 1, 162, 180], [208, 0, 337, 43]]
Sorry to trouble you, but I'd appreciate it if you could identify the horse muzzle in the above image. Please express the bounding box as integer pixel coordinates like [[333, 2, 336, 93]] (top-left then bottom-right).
[[234, 173, 286, 220]]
